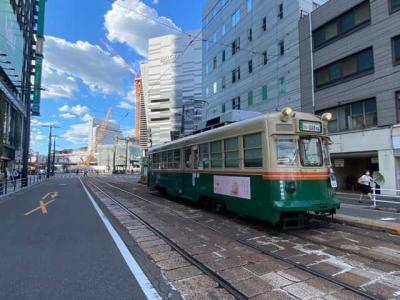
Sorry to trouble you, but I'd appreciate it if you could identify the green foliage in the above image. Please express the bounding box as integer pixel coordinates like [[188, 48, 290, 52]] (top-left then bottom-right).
[[372, 171, 385, 186]]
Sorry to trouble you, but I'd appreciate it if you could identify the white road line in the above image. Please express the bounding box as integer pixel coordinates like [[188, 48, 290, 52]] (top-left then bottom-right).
[[80, 179, 161, 300]]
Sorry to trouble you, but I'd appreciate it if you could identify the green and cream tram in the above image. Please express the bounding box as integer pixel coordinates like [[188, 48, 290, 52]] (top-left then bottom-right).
[[148, 108, 339, 225]]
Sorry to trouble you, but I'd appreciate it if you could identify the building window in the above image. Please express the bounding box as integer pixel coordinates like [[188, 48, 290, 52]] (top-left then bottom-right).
[[313, 1, 370, 50], [221, 23, 226, 36], [279, 77, 285, 95], [315, 47, 374, 89], [222, 103, 226, 113], [389, 0, 400, 13], [262, 51, 268, 65], [213, 81, 218, 94], [231, 9, 241, 27], [222, 76, 226, 89], [206, 87, 209, 97], [213, 32, 218, 43], [248, 59, 253, 73], [213, 56, 217, 69], [393, 35, 400, 65], [205, 63, 209, 74], [211, 141, 223, 168], [262, 85, 268, 101], [279, 40, 284, 56], [232, 97, 241, 110], [248, 91, 253, 106], [278, 3, 283, 19], [262, 17, 267, 31], [248, 28, 253, 42], [221, 0, 227, 8], [225, 137, 239, 168], [232, 67, 241, 83], [317, 98, 377, 132], [232, 38, 240, 55], [244, 133, 263, 167], [247, 0, 253, 13]]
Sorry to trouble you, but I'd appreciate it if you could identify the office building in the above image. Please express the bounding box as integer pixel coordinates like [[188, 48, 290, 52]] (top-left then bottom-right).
[[299, 0, 400, 190], [202, 0, 327, 120], [0, 0, 46, 178], [144, 32, 203, 146], [87, 117, 122, 153]]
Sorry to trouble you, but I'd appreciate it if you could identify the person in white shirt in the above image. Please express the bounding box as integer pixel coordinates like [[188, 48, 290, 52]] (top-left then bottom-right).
[[358, 171, 374, 202]]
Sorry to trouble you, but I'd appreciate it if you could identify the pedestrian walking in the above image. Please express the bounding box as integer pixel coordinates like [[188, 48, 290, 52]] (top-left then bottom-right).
[[83, 169, 88, 177], [358, 170, 374, 203]]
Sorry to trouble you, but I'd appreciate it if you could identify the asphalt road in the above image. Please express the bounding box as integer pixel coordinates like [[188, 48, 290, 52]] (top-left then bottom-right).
[[338, 203, 400, 224], [0, 177, 149, 300]]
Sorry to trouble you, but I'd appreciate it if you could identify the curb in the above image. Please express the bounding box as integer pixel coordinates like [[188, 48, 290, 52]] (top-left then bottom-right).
[[333, 214, 400, 236]]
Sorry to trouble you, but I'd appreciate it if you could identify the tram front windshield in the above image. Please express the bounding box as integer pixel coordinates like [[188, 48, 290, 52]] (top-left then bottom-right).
[[299, 137, 323, 167]]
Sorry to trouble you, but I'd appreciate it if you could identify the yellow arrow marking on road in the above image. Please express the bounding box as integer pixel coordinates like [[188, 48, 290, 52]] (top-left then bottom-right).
[[24, 192, 59, 216]]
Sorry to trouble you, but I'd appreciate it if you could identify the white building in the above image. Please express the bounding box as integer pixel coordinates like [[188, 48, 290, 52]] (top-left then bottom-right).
[[87, 118, 122, 153], [143, 31, 203, 146]]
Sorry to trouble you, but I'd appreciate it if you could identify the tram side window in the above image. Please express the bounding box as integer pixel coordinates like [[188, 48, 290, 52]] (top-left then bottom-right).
[[167, 151, 174, 168], [199, 144, 210, 168], [243, 133, 263, 167], [153, 153, 160, 169], [225, 137, 239, 168], [161, 152, 168, 169], [173, 149, 181, 168], [211, 141, 223, 168], [184, 148, 192, 168], [276, 139, 297, 166]]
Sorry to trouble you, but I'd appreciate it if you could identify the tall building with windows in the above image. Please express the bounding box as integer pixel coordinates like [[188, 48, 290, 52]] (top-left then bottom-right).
[[144, 32, 203, 146], [299, 0, 400, 190], [0, 0, 45, 179], [87, 118, 122, 154], [202, 0, 327, 120]]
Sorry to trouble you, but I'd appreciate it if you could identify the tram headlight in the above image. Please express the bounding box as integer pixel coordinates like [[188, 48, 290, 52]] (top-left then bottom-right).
[[281, 107, 295, 118], [285, 181, 297, 194], [321, 112, 333, 122]]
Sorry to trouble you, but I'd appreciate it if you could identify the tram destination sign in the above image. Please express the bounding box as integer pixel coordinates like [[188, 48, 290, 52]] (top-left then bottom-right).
[[299, 120, 322, 133]]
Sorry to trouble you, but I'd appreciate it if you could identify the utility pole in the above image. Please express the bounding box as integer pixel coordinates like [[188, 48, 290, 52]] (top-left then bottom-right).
[[41, 125, 59, 178], [52, 135, 57, 176]]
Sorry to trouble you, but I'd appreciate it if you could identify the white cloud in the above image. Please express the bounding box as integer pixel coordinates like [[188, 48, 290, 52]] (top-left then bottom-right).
[[44, 36, 131, 96], [31, 119, 59, 127], [124, 88, 136, 103], [104, 0, 181, 57], [62, 123, 89, 145], [60, 113, 76, 119], [42, 63, 79, 99], [82, 113, 93, 122], [117, 101, 135, 110], [58, 104, 90, 120], [153, 0, 159, 4], [30, 127, 47, 146]]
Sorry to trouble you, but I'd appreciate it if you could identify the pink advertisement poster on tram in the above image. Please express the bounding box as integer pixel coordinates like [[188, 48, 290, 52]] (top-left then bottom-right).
[[213, 176, 251, 200]]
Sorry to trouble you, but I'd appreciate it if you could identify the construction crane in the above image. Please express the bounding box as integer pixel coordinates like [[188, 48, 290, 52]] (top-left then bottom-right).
[[83, 108, 113, 166]]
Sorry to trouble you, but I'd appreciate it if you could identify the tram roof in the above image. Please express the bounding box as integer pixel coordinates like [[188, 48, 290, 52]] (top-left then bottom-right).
[[149, 110, 322, 153]]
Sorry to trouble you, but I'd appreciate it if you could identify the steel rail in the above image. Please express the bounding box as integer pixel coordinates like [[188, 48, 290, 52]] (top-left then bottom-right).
[[84, 179, 248, 300], [90, 177, 382, 300]]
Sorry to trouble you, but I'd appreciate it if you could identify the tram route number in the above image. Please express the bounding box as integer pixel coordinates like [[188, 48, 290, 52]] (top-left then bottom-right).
[[299, 120, 322, 133]]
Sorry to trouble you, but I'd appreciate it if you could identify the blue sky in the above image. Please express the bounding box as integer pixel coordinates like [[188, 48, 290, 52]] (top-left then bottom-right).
[[31, 0, 204, 153]]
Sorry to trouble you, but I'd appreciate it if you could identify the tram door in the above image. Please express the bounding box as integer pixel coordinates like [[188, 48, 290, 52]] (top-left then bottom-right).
[[183, 146, 200, 200]]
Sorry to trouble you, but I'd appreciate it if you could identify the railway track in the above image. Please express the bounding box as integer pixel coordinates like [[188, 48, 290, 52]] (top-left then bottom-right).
[[84, 177, 395, 299], [84, 179, 247, 300]]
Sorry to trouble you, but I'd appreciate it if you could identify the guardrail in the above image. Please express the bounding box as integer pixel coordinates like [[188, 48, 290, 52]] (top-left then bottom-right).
[[372, 187, 400, 208], [0, 175, 48, 197]]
